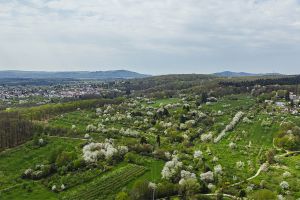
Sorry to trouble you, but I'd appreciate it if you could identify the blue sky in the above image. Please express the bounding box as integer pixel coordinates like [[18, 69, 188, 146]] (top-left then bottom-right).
[[0, 0, 300, 75]]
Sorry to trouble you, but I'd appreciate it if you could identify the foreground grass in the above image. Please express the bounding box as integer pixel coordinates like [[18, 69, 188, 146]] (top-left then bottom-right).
[[0, 138, 83, 199], [0, 182, 57, 200]]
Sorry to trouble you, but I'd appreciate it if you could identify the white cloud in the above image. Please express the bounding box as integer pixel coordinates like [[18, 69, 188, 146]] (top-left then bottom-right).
[[0, 0, 300, 74]]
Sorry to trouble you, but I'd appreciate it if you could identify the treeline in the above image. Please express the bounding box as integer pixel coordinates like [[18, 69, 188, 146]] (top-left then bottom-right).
[[122, 74, 220, 98], [124, 74, 253, 98], [126, 74, 215, 91], [10, 98, 123, 121], [219, 75, 300, 87], [0, 112, 33, 150]]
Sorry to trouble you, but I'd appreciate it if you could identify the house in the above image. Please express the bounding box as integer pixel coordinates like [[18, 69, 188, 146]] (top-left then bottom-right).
[[275, 102, 286, 107], [265, 100, 273, 104], [289, 92, 298, 100]]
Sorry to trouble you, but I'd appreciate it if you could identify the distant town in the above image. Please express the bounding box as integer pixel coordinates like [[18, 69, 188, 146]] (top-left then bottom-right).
[[0, 80, 124, 108]]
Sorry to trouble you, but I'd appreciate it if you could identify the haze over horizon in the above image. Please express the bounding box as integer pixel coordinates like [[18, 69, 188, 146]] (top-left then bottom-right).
[[0, 69, 289, 76], [1, 0, 300, 75]]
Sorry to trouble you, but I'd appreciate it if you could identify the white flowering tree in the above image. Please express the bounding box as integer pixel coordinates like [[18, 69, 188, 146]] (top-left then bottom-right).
[[86, 124, 97, 132], [236, 161, 245, 169], [193, 150, 203, 160], [82, 141, 128, 163], [280, 181, 289, 190], [214, 164, 223, 175], [201, 132, 213, 142], [200, 171, 214, 183], [161, 157, 183, 182]]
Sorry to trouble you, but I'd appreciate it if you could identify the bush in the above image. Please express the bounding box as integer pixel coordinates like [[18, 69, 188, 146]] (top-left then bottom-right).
[[72, 158, 86, 170], [130, 180, 151, 200], [179, 178, 200, 198], [265, 149, 276, 164], [156, 182, 179, 198], [22, 164, 54, 180], [169, 132, 184, 143], [124, 153, 150, 166], [252, 189, 276, 200], [58, 166, 68, 175], [276, 135, 299, 151], [115, 191, 130, 200], [55, 151, 77, 168], [130, 144, 153, 155], [153, 149, 169, 161], [48, 146, 64, 164]]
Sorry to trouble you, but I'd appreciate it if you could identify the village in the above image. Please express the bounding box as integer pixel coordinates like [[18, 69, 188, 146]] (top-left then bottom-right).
[[265, 92, 300, 115], [0, 81, 122, 107]]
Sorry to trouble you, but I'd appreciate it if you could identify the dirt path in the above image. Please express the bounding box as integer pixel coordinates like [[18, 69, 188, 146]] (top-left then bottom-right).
[[273, 138, 300, 157], [227, 142, 300, 189], [228, 162, 268, 188], [277, 150, 300, 157], [203, 193, 238, 199], [48, 135, 88, 141]]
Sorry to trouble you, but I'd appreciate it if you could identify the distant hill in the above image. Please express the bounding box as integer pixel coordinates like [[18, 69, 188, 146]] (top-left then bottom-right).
[[213, 71, 282, 77], [0, 70, 150, 80]]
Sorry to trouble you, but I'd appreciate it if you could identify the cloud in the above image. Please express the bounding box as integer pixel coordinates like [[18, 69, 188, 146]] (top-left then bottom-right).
[[0, 0, 300, 74]]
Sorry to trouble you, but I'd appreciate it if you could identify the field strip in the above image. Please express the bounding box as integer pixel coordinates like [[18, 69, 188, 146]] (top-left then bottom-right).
[[61, 164, 147, 200]]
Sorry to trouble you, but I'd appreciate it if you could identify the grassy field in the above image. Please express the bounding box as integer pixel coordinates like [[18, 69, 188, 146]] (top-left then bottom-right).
[[0, 138, 83, 200], [48, 110, 97, 131]]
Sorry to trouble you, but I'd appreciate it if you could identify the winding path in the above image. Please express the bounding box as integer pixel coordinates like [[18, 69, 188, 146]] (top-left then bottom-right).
[[273, 138, 300, 157], [228, 162, 268, 188], [227, 141, 300, 189]]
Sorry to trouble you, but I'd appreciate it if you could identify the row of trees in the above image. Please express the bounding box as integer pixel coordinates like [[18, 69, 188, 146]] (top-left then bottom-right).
[[0, 112, 33, 150]]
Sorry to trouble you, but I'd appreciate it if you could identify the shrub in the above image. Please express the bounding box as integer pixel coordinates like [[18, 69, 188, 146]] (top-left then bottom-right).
[[131, 144, 153, 155], [239, 189, 246, 198], [153, 149, 169, 161], [252, 189, 276, 200], [22, 164, 54, 180], [48, 146, 64, 164], [265, 149, 276, 164], [200, 171, 214, 183], [55, 151, 77, 167], [179, 178, 200, 198], [156, 182, 179, 199], [124, 152, 150, 166], [130, 180, 152, 200], [169, 132, 184, 143], [115, 191, 130, 200], [72, 158, 86, 169]]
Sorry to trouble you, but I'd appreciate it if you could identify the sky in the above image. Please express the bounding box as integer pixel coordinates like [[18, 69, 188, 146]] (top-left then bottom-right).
[[0, 0, 300, 75]]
